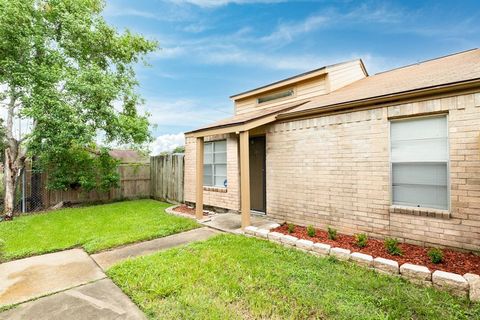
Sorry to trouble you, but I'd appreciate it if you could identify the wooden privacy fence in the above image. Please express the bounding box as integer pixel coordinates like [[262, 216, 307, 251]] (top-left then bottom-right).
[[150, 154, 184, 203], [8, 154, 185, 213], [45, 163, 151, 206]]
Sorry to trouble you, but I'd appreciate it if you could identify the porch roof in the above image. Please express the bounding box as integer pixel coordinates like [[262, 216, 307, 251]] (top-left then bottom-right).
[[185, 100, 309, 137]]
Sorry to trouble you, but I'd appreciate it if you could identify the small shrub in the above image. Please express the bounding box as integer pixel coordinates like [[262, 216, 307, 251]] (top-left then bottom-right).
[[287, 223, 295, 234], [384, 238, 402, 256], [327, 226, 337, 240], [306, 225, 316, 237], [428, 248, 444, 264], [355, 233, 368, 248]]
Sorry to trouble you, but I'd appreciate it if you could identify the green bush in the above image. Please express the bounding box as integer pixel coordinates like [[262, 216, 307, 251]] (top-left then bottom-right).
[[306, 225, 316, 237], [355, 233, 368, 248], [287, 223, 295, 234], [384, 238, 402, 256], [327, 226, 337, 240], [427, 248, 444, 264]]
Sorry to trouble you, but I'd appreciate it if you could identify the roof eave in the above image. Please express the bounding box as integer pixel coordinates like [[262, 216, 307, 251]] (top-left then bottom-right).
[[229, 68, 327, 100], [185, 102, 308, 137], [277, 78, 480, 121]]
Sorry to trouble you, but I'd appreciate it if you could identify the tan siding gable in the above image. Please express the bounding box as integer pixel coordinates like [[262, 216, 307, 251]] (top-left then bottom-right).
[[234, 75, 327, 115], [326, 60, 367, 92], [233, 60, 366, 116]]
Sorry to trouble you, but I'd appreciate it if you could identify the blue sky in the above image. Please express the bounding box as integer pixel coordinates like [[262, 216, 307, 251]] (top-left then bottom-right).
[[103, 0, 480, 154]]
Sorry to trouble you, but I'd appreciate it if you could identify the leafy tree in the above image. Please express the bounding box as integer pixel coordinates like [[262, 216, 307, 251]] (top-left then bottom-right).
[[42, 146, 121, 192], [159, 145, 185, 156], [172, 145, 185, 154], [0, 0, 158, 219]]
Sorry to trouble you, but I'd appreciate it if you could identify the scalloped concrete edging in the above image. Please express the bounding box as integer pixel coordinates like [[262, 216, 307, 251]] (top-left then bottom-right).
[[243, 226, 479, 302]]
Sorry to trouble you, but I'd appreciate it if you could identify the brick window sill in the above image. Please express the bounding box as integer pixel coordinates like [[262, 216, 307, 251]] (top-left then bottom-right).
[[389, 205, 450, 219], [203, 186, 227, 193]]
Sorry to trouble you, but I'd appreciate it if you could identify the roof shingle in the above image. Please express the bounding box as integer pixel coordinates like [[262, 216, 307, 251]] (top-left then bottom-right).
[[188, 49, 480, 134], [286, 48, 480, 115]]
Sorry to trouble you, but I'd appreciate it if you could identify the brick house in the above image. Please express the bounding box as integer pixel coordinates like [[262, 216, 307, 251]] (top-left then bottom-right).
[[184, 49, 480, 251]]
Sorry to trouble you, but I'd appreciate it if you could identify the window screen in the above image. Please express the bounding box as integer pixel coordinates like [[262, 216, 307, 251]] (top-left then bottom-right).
[[257, 89, 294, 104], [204, 140, 227, 187], [390, 116, 448, 209]]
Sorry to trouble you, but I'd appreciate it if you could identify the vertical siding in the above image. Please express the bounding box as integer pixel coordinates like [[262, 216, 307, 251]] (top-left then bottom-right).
[[234, 75, 328, 115], [233, 60, 366, 116], [327, 60, 367, 92]]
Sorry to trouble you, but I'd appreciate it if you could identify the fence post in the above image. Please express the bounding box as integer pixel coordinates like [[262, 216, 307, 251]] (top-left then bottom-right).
[[22, 169, 26, 213]]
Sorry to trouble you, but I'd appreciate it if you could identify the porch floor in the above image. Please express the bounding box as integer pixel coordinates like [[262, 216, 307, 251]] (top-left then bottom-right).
[[200, 212, 281, 233]]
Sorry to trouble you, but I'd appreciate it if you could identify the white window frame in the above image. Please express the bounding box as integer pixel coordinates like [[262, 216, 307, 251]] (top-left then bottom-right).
[[203, 140, 227, 188], [389, 114, 450, 210]]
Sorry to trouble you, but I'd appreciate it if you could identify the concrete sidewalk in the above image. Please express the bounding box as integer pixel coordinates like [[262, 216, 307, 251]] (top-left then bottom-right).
[[0, 279, 146, 320], [0, 249, 106, 307], [91, 227, 219, 270], [0, 226, 221, 319]]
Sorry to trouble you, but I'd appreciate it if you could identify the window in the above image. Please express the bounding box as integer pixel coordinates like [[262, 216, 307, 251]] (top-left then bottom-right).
[[390, 116, 448, 210], [204, 140, 227, 187], [257, 89, 294, 104]]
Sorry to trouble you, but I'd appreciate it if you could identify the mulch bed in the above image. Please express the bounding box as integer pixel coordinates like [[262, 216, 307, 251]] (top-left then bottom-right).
[[172, 204, 209, 217], [272, 224, 480, 275]]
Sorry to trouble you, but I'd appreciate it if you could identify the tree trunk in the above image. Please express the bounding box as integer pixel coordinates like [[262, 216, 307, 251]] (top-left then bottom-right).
[[3, 148, 18, 219], [2, 92, 25, 220]]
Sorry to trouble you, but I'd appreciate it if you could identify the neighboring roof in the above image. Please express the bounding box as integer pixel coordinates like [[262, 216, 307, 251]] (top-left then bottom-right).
[[109, 149, 149, 163], [186, 100, 309, 136], [230, 59, 366, 100], [282, 48, 480, 117]]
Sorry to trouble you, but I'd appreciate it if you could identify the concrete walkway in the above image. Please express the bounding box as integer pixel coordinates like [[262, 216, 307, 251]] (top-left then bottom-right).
[[91, 227, 219, 270], [0, 227, 221, 319], [0, 249, 106, 307], [0, 279, 146, 320], [200, 212, 281, 233]]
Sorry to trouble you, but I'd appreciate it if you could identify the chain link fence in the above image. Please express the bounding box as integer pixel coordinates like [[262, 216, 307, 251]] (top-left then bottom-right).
[[0, 167, 47, 214], [0, 161, 151, 216]]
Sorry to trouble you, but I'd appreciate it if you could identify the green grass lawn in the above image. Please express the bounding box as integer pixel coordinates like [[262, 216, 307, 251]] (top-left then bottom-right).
[[108, 234, 479, 320], [0, 199, 199, 261]]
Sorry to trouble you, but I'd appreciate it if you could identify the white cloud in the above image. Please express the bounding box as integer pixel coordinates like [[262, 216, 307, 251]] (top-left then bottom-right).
[[168, 0, 286, 8], [150, 133, 185, 155], [150, 40, 400, 73], [183, 22, 209, 33], [141, 97, 231, 128], [202, 46, 326, 71], [146, 3, 409, 72], [260, 5, 405, 47], [153, 46, 187, 59], [344, 3, 405, 24], [261, 14, 330, 44], [103, 3, 193, 22]]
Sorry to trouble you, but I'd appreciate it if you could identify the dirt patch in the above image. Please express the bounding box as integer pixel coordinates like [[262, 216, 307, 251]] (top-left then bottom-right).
[[272, 224, 480, 275], [172, 204, 209, 217]]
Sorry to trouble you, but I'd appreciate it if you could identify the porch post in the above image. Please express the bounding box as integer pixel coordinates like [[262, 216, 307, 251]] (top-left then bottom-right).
[[195, 137, 204, 219], [239, 130, 251, 228]]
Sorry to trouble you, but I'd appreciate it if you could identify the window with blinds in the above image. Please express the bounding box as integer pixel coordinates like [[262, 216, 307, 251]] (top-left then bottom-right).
[[204, 140, 227, 188], [390, 116, 449, 210]]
